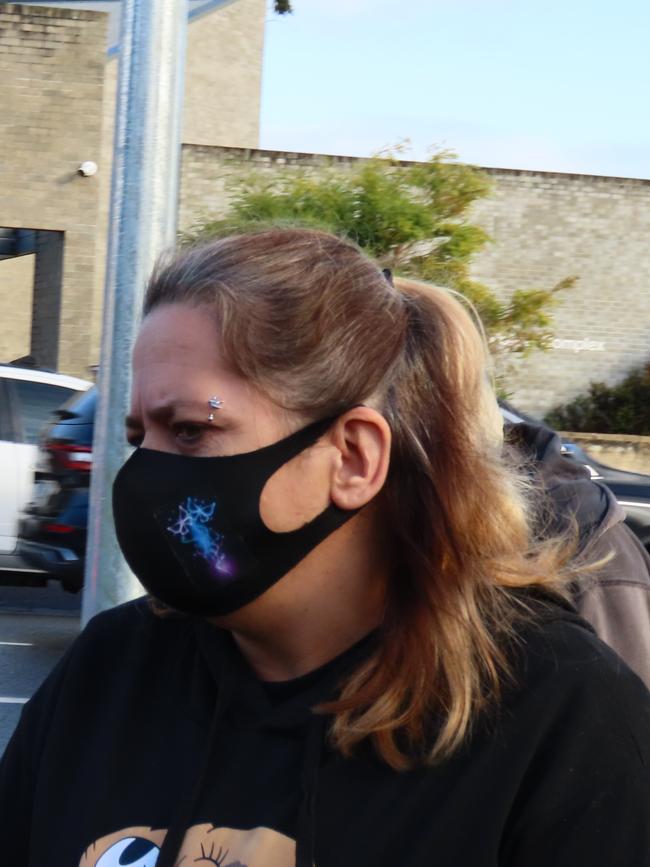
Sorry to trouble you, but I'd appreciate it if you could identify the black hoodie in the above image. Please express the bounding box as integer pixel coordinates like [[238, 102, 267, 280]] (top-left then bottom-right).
[[1, 594, 649, 867]]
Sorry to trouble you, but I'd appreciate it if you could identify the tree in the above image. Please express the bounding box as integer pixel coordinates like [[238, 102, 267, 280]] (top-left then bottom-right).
[[274, 1, 293, 12], [183, 150, 575, 376], [545, 363, 650, 435]]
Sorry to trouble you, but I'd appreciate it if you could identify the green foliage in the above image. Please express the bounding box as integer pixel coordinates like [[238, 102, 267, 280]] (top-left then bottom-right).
[[274, 1, 293, 13], [184, 150, 575, 367], [545, 363, 650, 435]]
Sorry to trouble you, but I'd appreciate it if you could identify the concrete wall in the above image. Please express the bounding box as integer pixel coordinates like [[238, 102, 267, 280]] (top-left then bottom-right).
[[561, 432, 650, 476], [179, 146, 650, 418], [0, 3, 107, 376]]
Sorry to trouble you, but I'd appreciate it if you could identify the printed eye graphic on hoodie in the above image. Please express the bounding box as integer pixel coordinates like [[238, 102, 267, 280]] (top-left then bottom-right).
[[95, 836, 160, 866], [80, 827, 166, 867], [80, 824, 297, 867]]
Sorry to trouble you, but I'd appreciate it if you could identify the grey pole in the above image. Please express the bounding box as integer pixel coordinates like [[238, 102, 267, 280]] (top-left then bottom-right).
[[82, 0, 188, 625]]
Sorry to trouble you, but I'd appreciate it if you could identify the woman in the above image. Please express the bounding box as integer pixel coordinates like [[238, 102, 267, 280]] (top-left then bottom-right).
[[1, 228, 648, 867]]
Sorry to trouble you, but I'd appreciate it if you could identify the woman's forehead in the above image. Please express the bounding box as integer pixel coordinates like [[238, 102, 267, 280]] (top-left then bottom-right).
[[135, 303, 221, 363], [130, 313, 281, 425]]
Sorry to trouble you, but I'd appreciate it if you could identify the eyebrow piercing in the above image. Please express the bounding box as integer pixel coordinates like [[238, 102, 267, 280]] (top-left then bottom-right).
[[207, 396, 224, 422]]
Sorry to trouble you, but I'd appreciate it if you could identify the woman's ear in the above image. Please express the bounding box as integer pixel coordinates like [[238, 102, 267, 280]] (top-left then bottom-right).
[[329, 407, 392, 511]]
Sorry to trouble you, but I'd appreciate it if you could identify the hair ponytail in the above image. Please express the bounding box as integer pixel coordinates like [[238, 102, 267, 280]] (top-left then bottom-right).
[[323, 277, 572, 767]]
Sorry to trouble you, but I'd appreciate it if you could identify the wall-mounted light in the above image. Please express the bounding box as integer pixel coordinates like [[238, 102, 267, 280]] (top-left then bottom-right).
[[78, 161, 98, 177]]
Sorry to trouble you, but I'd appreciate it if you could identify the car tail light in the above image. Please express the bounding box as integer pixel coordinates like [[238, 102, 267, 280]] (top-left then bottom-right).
[[45, 443, 93, 471], [43, 523, 75, 534]]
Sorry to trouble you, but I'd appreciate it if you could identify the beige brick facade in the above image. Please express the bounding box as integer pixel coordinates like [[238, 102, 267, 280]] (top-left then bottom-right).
[[179, 146, 650, 417], [183, 0, 266, 149], [470, 169, 650, 415], [1, 0, 266, 378], [0, 2, 107, 375]]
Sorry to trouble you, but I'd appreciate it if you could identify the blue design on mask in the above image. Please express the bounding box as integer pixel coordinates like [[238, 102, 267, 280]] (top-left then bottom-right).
[[166, 497, 236, 579]]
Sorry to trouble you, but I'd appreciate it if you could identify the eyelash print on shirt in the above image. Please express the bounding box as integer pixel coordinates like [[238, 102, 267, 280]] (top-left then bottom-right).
[[195, 843, 235, 866]]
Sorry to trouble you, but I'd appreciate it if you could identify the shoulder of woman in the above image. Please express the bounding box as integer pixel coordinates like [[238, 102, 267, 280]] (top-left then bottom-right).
[[82, 594, 155, 628], [19, 600, 198, 732], [488, 604, 650, 865], [514, 597, 630, 671], [46, 598, 196, 689], [81, 596, 186, 641], [504, 599, 650, 750], [84, 595, 193, 647]]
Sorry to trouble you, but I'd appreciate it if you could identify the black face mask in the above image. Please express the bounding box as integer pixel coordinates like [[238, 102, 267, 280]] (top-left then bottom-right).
[[112, 417, 360, 616]]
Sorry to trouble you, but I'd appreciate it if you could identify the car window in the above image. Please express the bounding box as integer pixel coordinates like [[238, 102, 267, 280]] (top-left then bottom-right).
[[12, 379, 78, 444]]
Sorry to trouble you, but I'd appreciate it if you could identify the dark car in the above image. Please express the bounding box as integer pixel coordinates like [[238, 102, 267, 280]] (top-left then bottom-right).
[[17, 387, 95, 592]]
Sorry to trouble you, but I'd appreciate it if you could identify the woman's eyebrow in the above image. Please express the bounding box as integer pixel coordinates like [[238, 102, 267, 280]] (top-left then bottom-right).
[[124, 400, 228, 427]]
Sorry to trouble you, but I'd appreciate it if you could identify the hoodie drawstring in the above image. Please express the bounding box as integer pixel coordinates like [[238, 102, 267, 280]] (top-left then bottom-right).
[[156, 669, 327, 867], [295, 713, 327, 867], [156, 620, 335, 867], [156, 657, 232, 867]]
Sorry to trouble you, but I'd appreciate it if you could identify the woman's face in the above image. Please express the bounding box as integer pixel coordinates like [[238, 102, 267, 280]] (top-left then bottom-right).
[[127, 302, 337, 532], [128, 302, 296, 457]]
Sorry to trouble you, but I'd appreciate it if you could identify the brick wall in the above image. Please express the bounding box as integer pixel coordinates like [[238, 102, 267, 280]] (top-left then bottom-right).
[[470, 169, 650, 415], [179, 146, 650, 417], [1, 2, 265, 377], [179, 145, 362, 230], [0, 2, 107, 377], [183, 0, 266, 149]]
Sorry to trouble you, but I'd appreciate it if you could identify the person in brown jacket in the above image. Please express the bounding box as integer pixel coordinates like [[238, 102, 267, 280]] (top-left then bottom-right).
[[506, 418, 650, 688]]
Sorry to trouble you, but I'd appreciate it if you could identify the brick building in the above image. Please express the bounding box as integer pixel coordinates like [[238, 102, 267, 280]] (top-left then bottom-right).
[[179, 146, 650, 416], [1, 2, 649, 416], [0, 0, 265, 375], [0, 3, 107, 374]]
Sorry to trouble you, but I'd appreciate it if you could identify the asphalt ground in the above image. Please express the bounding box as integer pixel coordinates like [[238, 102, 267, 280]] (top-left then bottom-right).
[[0, 582, 82, 616], [0, 583, 81, 755]]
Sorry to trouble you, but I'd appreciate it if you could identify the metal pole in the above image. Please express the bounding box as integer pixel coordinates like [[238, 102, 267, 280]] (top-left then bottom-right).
[[82, 0, 188, 625]]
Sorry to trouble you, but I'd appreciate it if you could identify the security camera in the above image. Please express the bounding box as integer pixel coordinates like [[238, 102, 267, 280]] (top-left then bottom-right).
[[78, 161, 98, 177]]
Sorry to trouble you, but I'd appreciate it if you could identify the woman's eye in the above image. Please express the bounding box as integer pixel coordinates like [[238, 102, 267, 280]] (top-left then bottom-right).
[[173, 422, 206, 443]]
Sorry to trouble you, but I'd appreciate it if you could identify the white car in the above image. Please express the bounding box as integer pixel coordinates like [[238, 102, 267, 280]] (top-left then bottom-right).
[[0, 365, 92, 577]]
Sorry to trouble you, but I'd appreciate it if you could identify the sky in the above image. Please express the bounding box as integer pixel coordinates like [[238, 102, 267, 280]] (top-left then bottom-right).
[[260, 0, 650, 178]]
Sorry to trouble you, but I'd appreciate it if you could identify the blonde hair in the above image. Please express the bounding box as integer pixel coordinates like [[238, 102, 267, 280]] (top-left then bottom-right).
[[145, 228, 575, 769]]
